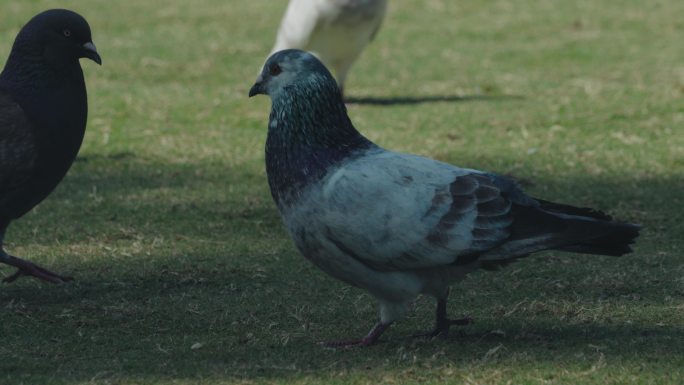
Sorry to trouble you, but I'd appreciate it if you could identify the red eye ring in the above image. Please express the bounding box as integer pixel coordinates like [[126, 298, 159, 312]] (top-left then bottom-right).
[[269, 63, 282, 76]]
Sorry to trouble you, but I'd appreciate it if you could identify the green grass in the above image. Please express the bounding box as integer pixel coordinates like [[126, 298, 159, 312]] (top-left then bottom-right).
[[1, 0, 683, 384]]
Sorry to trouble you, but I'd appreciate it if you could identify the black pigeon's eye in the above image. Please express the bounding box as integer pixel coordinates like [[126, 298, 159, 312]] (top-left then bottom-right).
[[269, 63, 282, 76], [62, 29, 72, 37]]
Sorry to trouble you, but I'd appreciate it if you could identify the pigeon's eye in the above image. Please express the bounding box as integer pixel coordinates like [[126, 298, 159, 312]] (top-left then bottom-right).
[[269, 63, 282, 76], [62, 29, 72, 37]]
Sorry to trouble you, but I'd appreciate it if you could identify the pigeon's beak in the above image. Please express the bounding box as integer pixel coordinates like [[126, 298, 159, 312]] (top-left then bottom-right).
[[82, 42, 102, 65], [249, 74, 265, 97]]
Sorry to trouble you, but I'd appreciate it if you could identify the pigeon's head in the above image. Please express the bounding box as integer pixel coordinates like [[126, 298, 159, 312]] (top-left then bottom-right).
[[13, 9, 101, 67], [249, 49, 338, 99]]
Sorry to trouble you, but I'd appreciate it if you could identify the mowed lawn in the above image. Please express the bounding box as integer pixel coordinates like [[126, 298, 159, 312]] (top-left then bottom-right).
[[0, 0, 683, 384]]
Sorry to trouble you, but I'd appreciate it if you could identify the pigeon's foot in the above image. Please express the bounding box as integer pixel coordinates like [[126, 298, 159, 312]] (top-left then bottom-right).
[[320, 337, 376, 348], [1, 254, 72, 284], [320, 321, 391, 348], [415, 292, 472, 339], [414, 316, 473, 339]]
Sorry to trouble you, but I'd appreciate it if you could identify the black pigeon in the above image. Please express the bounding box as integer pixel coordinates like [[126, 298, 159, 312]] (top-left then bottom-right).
[[250, 50, 641, 347], [0, 9, 101, 283]]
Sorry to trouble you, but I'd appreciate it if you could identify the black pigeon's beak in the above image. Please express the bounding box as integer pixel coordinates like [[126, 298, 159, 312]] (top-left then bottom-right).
[[249, 74, 265, 97], [82, 42, 102, 65]]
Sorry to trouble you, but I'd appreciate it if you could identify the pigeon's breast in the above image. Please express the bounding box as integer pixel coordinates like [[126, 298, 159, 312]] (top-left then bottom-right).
[[280, 181, 426, 301], [0, 80, 88, 219], [31, 83, 87, 173]]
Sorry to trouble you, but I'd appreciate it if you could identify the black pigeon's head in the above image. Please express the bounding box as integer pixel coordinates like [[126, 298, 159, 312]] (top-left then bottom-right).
[[249, 49, 338, 99], [9, 9, 101, 68]]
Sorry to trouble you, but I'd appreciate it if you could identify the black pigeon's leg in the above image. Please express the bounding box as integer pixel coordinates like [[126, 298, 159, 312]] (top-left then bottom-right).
[[321, 321, 391, 348], [1, 252, 73, 284], [0, 225, 72, 284], [415, 289, 473, 339]]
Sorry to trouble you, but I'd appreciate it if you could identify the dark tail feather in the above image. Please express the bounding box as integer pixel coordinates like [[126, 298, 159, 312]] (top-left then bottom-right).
[[480, 255, 529, 270], [474, 199, 641, 269], [534, 198, 641, 257], [480, 219, 639, 270], [536, 199, 614, 221], [555, 221, 641, 256]]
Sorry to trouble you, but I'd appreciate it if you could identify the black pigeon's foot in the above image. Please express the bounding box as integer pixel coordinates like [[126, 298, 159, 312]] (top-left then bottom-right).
[[414, 316, 473, 339], [2, 254, 73, 284], [320, 321, 391, 348]]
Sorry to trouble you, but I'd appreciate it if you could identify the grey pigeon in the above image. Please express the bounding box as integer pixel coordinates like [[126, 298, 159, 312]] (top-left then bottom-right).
[[0, 9, 101, 283], [249, 50, 641, 347], [270, 0, 387, 95]]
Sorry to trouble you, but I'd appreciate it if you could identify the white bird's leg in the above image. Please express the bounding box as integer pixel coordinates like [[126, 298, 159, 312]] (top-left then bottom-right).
[[320, 321, 392, 348], [416, 289, 472, 339], [0, 225, 72, 284], [335, 63, 352, 99]]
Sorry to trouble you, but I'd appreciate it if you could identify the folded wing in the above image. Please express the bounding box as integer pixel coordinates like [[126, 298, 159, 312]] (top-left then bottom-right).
[[0, 92, 37, 214], [318, 151, 639, 272], [319, 151, 516, 270]]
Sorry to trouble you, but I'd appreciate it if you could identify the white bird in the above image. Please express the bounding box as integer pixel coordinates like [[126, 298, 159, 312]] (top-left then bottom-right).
[[249, 50, 641, 348], [270, 0, 387, 95]]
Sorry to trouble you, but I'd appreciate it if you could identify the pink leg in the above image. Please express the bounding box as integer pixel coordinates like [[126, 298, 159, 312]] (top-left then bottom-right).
[[321, 321, 391, 348], [2, 253, 73, 284]]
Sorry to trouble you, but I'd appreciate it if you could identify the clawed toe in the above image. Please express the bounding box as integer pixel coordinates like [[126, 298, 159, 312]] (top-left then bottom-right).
[[450, 316, 474, 326], [320, 338, 375, 348], [415, 315, 473, 340], [319, 321, 391, 348], [2, 254, 72, 284]]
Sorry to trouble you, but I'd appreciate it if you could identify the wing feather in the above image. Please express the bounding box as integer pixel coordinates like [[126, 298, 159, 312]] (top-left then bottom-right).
[[316, 151, 515, 271], [0, 91, 37, 211]]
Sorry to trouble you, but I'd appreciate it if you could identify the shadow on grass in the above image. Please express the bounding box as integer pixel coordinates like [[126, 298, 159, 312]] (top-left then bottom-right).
[[5, 152, 282, 245], [2, 264, 682, 383], [0, 154, 682, 383], [345, 94, 523, 106]]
